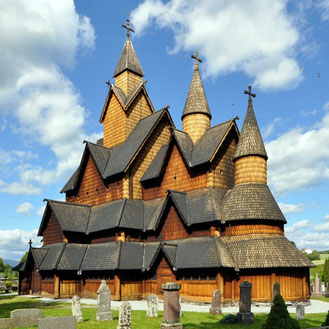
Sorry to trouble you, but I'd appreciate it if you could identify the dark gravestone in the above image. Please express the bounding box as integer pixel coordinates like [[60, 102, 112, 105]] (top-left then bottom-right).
[[272, 282, 280, 305], [236, 281, 254, 324], [161, 282, 183, 329], [209, 290, 222, 315]]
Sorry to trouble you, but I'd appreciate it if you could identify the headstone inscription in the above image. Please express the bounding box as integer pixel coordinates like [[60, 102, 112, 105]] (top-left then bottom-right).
[[38, 316, 77, 329], [146, 294, 158, 317], [161, 282, 183, 329], [71, 295, 83, 322], [236, 281, 254, 324], [96, 280, 113, 321], [209, 289, 222, 315], [11, 309, 44, 328], [295, 303, 305, 320], [117, 302, 132, 329]]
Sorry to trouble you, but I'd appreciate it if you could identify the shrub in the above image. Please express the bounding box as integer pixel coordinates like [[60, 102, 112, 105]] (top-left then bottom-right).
[[5, 281, 12, 293], [262, 294, 300, 329], [219, 314, 237, 324], [322, 258, 329, 285], [322, 310, 329, 326], [303, 250, 321, 261]]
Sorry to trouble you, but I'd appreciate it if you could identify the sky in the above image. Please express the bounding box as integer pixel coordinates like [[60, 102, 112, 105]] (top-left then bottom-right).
[[1, 0, 329, 260]]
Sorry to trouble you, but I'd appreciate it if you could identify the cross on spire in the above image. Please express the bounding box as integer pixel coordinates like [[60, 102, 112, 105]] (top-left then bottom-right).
[[191, 51, 202, 70], [28, 239, 33, 249], [244, 85, 256, 106], [122, 19, 134, 39]]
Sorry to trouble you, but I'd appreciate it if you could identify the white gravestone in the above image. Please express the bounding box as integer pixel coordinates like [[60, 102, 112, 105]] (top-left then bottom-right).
[[96, 280, 113, 321], [71, 295, 83, 322], [147, 294, 158, 317], [118, 302, 132, 329]]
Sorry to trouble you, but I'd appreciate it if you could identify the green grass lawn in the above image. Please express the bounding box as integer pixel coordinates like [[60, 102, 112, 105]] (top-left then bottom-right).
[[312, 253, 329, 266], [0, 295, 327, 329]]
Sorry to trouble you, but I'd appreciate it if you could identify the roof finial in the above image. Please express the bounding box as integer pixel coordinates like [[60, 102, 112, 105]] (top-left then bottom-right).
[[244, 85, 256, 107], [122, 19, 134, 39], [191, 51, 202, 70], [28, 239, 33, 249]]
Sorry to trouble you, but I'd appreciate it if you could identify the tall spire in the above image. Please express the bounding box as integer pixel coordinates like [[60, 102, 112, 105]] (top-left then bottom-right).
[[113, 19, 144, 78], [181, 52, 212, 120], [234, 86, 267, 161]]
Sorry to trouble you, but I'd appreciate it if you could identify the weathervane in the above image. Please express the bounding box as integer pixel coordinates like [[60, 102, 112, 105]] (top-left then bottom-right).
[[122, 19, 134, 39]]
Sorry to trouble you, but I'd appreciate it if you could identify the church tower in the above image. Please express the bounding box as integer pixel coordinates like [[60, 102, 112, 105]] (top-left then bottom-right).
[[233, 86, 267, 184], [182, 52, 212, 143], [100, 20, 154, 148]]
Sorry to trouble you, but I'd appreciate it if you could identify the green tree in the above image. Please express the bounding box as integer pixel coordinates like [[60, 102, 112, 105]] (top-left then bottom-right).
[[19, 251, 29, 264], [0, 258, 4, 272], [323, 310, 329, 326], [322, 258, 329, 285], [303, 250, 321, 261], [263, 294, 300, 329]]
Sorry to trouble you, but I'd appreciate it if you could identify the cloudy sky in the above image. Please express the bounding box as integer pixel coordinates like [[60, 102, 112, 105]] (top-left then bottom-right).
[[1, 0, 329, 260]]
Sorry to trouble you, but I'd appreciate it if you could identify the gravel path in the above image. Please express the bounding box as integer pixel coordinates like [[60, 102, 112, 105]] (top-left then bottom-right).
[[16, 295, 329, 314]]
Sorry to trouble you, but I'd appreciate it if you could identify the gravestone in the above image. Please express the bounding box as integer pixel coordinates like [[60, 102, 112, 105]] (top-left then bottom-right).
[[209, 289, 222, 315], [310, 283, 315, 293], [315, 273, 320, 293], [38, 316, 76, 329], [295, 303, 305, 320], [146, 294, 158, 317], [161, 282, 183, 329], [0, 318, 11, 329], [71, 295, 83, 322], [321, 281, 326, 293], [11, 309, 44, 328], [117, 302, 132, 329], [96, 280, 113, 321], [236, 281, 254, 324], [272, 282, 280, 299]]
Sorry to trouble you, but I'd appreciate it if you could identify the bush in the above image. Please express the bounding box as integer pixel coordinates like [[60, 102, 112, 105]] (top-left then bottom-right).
[[219, 314, 237, 324], [5, 281, 12, 293], [262, 294, 300, 329], [303, 250, 321, 261], [323, 310, 329, 326]]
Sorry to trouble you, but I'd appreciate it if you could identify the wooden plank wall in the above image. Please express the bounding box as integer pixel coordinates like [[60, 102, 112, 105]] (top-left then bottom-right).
[[222, 224, 284, 236], [143, 144, 208, 200], [66, 155, 123, 206], [42, 213, 63, 245]]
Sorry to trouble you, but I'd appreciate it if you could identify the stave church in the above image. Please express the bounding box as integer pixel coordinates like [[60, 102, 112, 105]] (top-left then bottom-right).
[[16, 20, 313, 303]]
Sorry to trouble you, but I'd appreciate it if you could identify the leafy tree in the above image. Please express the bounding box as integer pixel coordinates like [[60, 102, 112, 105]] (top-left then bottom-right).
[[303, 250, 320, 261], [0, 258, 4, 272], [322, 258, 329, 285], [262, 294, 300, 329], [19, 251, 29, 264]]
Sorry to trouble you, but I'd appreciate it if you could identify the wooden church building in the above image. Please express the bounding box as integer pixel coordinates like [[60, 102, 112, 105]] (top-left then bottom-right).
[[16, 21, 313, 303]]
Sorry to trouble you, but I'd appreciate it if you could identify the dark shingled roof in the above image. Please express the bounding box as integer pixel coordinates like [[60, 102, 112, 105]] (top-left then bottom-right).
[[119, 242, 144, 270], [163, 236, 235, 269], [39, 200, 91, 235], [222, 183, 286, 223], [234, 98, 267, 160], [80, 242, 120, 271], [113, 38, 144, 77], [31, 248, 48, 268], [143, 242, 161, 270], [144, 197, 166, 231], [39, 243, 65, 271], [57, 244, 88, 271], [182, 60, 211, 119], [63, 109, 170, 193], [223, 234, 315, 269], [141, 119, 237, 182]]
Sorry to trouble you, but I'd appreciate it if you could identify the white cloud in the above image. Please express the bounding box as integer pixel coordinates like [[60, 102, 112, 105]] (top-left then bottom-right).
[[262, 117, 281, 139], [0, 229, 41, 260], [0, 179, 41, 195], [131, 0, 303, 90], [314, 222, 329, 232], [285, 219, 311, 234], [323, 215, 329, 221], [278, 202, 305, 215], [16, 202, 34, 215], [0, 0, 100, 194], [36, 205, 46, 217], [317, 0, 329, 21], [267, 107, 329, 194]]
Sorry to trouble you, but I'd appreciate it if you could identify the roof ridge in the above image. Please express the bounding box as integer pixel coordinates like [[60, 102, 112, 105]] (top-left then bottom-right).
[[84, 140, 112, 151], [206, 116, 239, 130], [45, 199, 92, 208], [77, 244, 89, 275], [53, 243, 66, 270]]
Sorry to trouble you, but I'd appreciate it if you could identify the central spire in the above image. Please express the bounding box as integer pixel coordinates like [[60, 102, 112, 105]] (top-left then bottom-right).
[[182, 51, 212, 143], [113, 19, 144, 79]]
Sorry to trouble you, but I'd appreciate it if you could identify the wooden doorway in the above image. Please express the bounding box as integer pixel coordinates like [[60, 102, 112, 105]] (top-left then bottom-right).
[[157, 256, 175, 296]]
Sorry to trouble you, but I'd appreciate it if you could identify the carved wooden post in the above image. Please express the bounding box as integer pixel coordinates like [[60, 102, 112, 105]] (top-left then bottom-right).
[[114, 274, 121, 301], [54, 274, 60, 299]]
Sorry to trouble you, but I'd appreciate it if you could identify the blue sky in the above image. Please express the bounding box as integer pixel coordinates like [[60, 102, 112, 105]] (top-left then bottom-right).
[[1, 0, 329, 260]]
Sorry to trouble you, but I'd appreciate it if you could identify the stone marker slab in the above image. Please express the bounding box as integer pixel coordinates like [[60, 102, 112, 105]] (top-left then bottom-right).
[[209, 289, 222, 315], [96, 280, 113, 321], [11, 309, 44, 328], [296, 303, 305, 320], [118, 302, 132, 329], [71, 295, 83, 322], [0, 318, 12, 329], [146, 294, 158, 317], [38, 316, 76, 329], [236, 281, 254, 324]]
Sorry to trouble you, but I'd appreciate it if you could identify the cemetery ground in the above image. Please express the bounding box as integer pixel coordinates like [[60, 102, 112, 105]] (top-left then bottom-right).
[[1, 295, 328, 329]]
